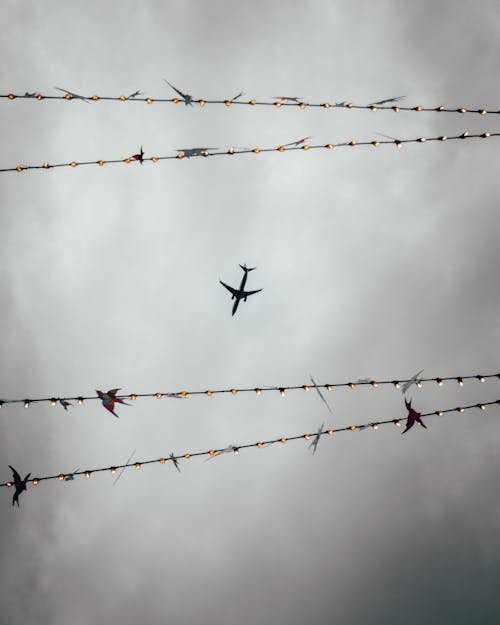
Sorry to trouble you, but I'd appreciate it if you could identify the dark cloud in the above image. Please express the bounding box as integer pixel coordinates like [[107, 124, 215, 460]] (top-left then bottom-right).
[[0, 1, 499, 623]]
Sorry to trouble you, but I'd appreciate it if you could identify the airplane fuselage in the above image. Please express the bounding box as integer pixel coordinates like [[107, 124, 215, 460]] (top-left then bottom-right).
[[231, 273, 250, 314], [233, 271, 248, 315], [239, 272, 248, 293]]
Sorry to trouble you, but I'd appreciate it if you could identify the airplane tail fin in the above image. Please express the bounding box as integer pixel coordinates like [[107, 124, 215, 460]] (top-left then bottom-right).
[[240, 264, 256, 272]]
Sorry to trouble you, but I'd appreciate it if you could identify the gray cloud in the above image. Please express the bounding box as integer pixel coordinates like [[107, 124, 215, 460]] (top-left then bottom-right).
[[1, 0, 500, 623]]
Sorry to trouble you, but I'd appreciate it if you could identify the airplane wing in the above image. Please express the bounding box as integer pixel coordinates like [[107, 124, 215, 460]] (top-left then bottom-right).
[[219, 280, 239, 297], [242, 288, 262, 297]]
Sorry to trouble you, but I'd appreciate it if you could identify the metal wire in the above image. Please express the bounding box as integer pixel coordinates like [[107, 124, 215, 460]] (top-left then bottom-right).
[[1, 131, 497, 174], [1, 92, 498, 115], [2, 399, 498, 489], [1, 371, 496, 409]]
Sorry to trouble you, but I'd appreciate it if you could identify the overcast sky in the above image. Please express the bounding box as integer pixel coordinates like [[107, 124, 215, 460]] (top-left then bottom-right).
[[1, 1, 500, 624]]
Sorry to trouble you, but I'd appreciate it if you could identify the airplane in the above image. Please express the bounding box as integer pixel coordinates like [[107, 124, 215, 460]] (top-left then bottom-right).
[[368, 95, 406, 106], [54, 86, 90, 102], [176, 147, 217, 158], [163, 79, 194, 106], [273, 96, 303, 103], [308, 422, 325, 455], [401, 370, 425, 394], [282, 136, 312, 147], [131, 146, 145, 164], [9, 466, 30, 507], [220, 264, 262, 316]]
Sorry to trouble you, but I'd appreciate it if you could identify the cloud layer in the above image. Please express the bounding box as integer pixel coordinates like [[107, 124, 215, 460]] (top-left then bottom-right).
[[1, 1, 499, 623]]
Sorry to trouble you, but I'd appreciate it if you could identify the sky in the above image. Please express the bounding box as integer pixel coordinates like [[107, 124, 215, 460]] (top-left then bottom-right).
[[1, 1, 500, 623]]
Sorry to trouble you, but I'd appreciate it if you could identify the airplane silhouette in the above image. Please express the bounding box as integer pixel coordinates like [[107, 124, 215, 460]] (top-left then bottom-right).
[[163, 80, 194, 105], [220, 264, 262, 316]]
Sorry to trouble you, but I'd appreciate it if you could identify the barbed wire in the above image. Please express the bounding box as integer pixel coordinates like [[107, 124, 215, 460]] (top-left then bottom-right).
[[2, 372, 497, 410], [1, 131, 498, 174], [1, 91, 499, 115], [2, 399, 498, 490]]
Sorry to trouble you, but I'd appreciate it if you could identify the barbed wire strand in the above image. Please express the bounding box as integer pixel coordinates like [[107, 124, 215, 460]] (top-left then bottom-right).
[[1, 131, 498, 174], [2, 399, 498, 489], [1, 92, 499, 115]]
